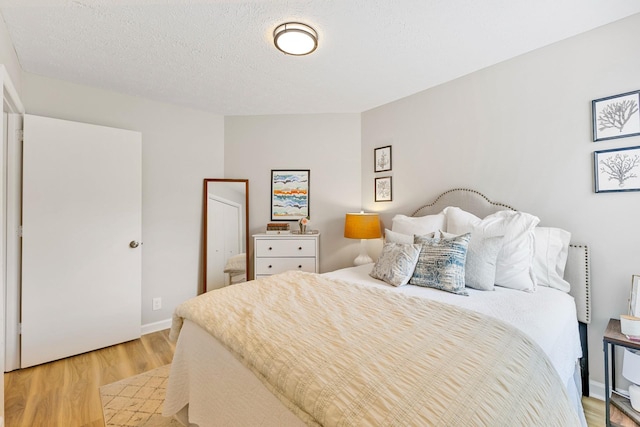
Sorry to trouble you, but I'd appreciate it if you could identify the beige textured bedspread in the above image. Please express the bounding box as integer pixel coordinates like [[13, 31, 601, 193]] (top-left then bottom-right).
[[170, 271, 580, 426]]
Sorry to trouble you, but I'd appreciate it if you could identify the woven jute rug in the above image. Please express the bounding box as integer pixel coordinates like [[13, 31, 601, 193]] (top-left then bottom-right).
[[99, 364, 182, 427]]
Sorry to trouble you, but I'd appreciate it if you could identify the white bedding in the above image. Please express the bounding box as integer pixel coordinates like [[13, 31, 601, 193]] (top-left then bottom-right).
[[164, 265, 586, 426], [326, 263, 586, 426], [165, 319, 305, 426], [324, 263, 582, 386]]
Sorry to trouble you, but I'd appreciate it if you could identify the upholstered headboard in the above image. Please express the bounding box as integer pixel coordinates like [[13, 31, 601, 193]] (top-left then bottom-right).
[[411, 188, 591, 395], [412, 188, 591, 325]]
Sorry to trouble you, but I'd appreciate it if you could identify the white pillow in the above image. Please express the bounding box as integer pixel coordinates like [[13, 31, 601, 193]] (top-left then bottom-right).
[[491, 210, 540, 292], [384, 228, 414, 244], [391, 213, 446, 237], [446, 207, 540, 292], [445, 206, 482, 235], [533, 227, 571, 292], [441, 230, 502, 291]]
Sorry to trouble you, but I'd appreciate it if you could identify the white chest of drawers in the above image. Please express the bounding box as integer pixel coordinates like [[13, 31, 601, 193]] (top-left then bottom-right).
[[253, 233, 320, 278]]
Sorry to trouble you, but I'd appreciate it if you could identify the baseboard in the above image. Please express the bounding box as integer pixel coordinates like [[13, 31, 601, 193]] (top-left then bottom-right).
[[589, 380, 637, 403], [589, 380, 605, 401], [141, 318, 172, 335]]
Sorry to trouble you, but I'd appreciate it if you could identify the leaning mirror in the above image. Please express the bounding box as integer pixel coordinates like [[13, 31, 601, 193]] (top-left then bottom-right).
[[203, 179, 249, 292]]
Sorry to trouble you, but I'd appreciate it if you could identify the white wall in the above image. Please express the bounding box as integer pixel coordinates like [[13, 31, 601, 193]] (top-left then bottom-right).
[[21, 73, 224, 328], [224, 114, 361, 275], [362, 13, 640, 388]]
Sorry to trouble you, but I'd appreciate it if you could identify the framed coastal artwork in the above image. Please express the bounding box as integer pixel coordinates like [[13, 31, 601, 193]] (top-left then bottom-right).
[[271, 169, 310, 220]]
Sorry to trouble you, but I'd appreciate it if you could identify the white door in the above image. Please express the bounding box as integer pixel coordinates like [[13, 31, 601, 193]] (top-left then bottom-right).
[[21, 115, 142, 368], [206, 196, 240, 289]]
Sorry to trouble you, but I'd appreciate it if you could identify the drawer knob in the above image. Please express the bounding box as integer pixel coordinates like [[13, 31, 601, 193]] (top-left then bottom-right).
[[268, 265, 272, 269], [298, 247, 302, 250], [268, 247, 273, 250], [298, 265, 302, 269]]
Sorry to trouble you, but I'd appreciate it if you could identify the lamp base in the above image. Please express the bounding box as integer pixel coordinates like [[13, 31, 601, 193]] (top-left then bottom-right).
[[353, 239, 373, 266], [353, 254, 374, 266]]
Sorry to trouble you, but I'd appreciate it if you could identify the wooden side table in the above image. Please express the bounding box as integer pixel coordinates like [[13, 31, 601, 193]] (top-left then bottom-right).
[[603, 318, 640, 426]]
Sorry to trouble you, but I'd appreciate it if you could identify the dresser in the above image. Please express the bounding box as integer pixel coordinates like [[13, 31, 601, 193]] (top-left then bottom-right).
[[253, 233, 320, 279]]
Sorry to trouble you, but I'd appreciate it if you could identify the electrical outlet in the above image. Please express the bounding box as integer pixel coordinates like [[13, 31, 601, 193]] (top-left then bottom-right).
[[152, 297, 162, 311]]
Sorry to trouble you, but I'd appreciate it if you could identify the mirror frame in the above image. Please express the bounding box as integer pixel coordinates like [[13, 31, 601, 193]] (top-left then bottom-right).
[[203, 178, 249, 293]]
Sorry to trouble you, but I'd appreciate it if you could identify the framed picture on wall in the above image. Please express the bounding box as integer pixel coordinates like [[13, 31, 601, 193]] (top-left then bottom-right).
[[271, 169, 310, 220], [593, 145, 640, 193], [374, 145, 392, 172], [592, 90, 640, 142], [375, 176, 392, 202]]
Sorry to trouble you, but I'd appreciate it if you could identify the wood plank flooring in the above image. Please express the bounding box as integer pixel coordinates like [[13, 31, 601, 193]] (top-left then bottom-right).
[[583, 396, 606, 426], [4, 329, 175, 427], [3, 330, 608, 426]]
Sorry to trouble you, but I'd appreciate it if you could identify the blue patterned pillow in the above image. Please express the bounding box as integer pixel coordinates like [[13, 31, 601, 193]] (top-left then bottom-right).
[[370, 243, 422, 287], [410, 233, 471, 295]]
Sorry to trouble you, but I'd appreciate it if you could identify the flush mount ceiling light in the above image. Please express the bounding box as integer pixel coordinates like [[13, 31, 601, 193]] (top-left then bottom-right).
[[273, 22, 318, 56]]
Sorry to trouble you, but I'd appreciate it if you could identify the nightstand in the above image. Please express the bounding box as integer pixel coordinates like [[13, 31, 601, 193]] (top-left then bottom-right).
[[603, 318, 640, 426], [253, 233, 320, 279]]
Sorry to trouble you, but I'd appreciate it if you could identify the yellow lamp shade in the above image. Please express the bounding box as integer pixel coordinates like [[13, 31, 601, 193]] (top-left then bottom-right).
[[344, 213, 382, 239]]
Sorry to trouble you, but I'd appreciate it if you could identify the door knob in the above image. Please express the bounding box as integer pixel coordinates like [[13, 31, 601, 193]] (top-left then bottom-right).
[[129, 241, 140, 248]]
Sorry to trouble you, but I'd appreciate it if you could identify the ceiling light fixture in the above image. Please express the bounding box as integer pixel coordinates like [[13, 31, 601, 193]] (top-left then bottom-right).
[[273, 22, 318, 56]]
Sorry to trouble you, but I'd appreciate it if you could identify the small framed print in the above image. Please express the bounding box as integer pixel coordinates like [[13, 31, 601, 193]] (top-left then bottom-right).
[[374, 145, 392, 172], [592, 90, 640, 142], [629, 275, 640, 317], [594, 145, 640, 193], [375, 176, 392, 202]]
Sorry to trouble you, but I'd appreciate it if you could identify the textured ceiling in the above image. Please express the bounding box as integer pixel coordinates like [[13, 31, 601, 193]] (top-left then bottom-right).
[[1, 1, 639, 116]]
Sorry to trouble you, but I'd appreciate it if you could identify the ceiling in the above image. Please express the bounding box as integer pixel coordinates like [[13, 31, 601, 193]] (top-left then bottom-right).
[[1, 1, 639, 116]]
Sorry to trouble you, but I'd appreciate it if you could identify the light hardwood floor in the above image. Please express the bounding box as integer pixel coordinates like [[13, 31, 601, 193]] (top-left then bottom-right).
[[583, 396, 606, 426], [3, 331, 607, 426], [4, 329, 175, 427]]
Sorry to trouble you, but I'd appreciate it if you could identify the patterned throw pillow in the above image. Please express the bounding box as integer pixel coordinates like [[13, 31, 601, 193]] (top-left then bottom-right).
[[410, 233, 471, 295], [370, 243, 422, 287]]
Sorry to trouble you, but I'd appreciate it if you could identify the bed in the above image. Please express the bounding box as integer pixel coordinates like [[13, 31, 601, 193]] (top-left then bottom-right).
[[164, 188, 591, 426]]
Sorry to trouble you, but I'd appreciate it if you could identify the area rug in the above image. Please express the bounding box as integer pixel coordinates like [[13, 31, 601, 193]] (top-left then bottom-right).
[[99, 364, 182, 427]]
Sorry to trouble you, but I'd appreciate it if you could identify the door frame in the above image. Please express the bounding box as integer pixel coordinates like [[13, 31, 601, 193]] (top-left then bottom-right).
[[4, 112, 21, 371], [0, 65, 25, 427]]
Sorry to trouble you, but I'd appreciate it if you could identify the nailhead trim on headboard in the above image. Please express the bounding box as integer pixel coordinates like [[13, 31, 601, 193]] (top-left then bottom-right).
[[569, 244, 591, 324], [412, 188, 516, 216]]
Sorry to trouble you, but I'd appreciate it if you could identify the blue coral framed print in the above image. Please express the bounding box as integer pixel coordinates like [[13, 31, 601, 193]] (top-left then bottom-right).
[[271, 169, 310, 220], [594, 146, 640, 193], [592, 90, 640, 142]]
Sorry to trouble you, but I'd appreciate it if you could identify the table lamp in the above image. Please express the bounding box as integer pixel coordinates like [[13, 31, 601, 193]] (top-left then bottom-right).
[[344, 212, 382, 266]]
